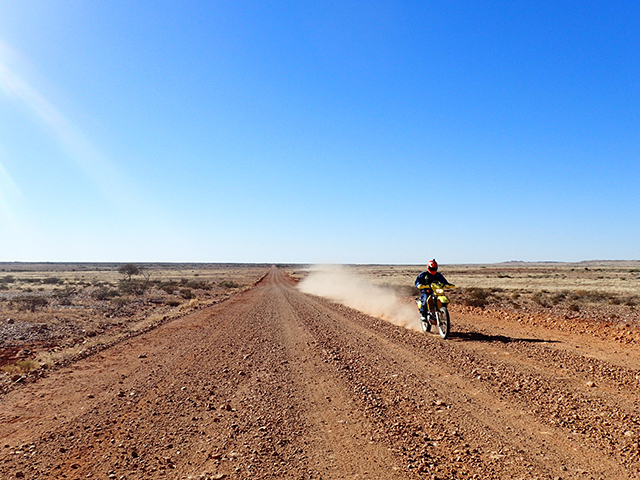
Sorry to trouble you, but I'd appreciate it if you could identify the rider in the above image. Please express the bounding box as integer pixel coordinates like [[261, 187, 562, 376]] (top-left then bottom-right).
[[415, 259, 451, 321]]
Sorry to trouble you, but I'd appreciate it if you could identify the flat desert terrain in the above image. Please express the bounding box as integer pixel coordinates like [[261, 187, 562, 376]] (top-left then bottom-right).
[[1, 261, 639, 479]]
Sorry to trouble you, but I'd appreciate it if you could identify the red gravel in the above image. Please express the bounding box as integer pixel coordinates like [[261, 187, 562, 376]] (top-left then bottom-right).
[[1, 267, 639, 479]]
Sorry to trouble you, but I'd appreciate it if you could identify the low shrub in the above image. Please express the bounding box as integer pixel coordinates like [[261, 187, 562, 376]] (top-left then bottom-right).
[[180, 288, 195, 300], [111, 297, 130, 308], [219, 280, 239, 289], [459, 287, 492, 308], [184, 279, 211, 290], [42, 277, 63, 285], [22, 278, 42, 284], [118, 279, 148, 295], [550, 292, 566, 305], [13, 295, 49, 312], [532, 292, 549, 308], [53, 286, 77, 305], [92, 287, 120, 300]]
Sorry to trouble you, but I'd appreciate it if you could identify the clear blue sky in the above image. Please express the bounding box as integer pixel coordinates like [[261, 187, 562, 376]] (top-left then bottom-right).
[[0, 1, 638, 264]]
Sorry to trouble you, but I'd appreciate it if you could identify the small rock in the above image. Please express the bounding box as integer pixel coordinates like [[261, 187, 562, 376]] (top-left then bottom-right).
[[586, 381, 596, 388], [7, 318, 14, 324], [139, 354, 147, 359]]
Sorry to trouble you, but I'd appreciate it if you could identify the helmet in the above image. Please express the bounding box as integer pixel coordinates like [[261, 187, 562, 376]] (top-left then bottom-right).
[[427, 259, 438, 274]]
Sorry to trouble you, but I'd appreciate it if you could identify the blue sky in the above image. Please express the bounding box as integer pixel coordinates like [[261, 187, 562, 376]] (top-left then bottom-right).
[[0, 1, 638, 264]]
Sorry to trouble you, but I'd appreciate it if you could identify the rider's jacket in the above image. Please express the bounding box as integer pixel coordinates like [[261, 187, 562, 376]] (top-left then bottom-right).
[[415, 271, 449, 289]]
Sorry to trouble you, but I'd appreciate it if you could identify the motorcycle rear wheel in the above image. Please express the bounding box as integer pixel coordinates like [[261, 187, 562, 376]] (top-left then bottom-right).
[[436, 306, 450, 339]]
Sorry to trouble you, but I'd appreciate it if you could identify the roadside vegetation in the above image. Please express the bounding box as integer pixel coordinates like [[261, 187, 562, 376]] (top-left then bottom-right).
[[454, 285, 638, 316], [332, 262, 640, 326], [0, 263, 268, 388]]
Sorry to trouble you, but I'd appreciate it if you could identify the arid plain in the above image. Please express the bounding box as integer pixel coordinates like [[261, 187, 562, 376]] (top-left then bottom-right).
[[1, 261, 639, 479]]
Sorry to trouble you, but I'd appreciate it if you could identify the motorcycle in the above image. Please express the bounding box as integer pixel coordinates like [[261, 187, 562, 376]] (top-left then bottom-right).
[[416, 283, 455, 339]]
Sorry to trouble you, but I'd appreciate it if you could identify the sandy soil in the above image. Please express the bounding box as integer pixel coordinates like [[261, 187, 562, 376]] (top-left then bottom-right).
[[1, 266, 639, 479]]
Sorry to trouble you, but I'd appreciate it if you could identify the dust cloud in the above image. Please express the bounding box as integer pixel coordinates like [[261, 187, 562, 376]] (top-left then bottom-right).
[[297, 265, 421, 331]]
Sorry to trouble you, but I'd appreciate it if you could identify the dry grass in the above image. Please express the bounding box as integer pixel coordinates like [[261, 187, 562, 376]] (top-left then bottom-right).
[[0, 263, 269, 385], [289, 261, 640, 324], [1, 359, 38, 376], [2, 261, 638, 386]]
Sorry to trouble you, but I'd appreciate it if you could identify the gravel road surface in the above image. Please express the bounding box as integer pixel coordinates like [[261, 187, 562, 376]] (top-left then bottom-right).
[[1, 267, 639, 479]]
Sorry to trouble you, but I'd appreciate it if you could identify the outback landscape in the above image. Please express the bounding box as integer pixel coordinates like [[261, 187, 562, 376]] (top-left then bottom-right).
[[1, 261, 640, 479]]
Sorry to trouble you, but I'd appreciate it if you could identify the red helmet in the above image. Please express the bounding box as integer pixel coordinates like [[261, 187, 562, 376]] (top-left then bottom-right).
[[427, 259, 438, 274]]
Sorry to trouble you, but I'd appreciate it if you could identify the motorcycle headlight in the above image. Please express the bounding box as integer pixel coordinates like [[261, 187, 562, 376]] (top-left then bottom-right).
[[435, 288, 444, 295]]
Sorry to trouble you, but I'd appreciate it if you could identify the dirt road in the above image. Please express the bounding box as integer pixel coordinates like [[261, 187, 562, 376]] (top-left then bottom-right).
[[1, 267, 639, 479]]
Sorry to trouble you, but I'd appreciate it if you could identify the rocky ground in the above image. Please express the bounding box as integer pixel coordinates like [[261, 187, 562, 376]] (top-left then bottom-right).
[[1, 266, 639, 479]]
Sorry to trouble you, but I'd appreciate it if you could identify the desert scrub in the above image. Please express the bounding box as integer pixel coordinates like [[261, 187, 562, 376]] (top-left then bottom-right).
[[219, 280, 239, 289], [459, 287, 493, 308], [180, 288, 195, 300], [53, 286, 78, 305], [184, 279, 211, 290], [91, 287, 120, 300], [118, 279, 148, 295], [41, 277, 63, 285], [158, 281, 178, 294], [12, 295, 49, 312], [111, 297, 130, 308]]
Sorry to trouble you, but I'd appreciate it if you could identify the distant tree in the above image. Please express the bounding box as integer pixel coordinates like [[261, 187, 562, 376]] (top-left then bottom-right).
[[139, 266, 152, 284], [118, 263, 140, 281]]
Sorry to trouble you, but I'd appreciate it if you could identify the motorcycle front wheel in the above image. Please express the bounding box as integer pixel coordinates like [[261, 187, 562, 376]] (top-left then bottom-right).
[[436, 306, 450, 339], [420, 316, 431, 333]]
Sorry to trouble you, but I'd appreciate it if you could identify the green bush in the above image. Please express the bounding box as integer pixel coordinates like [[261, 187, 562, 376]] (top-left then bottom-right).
[[219, 280, 239, 289]]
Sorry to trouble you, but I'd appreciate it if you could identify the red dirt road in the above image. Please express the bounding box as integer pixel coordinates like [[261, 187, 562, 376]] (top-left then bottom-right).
[[1, 267, 639, 479]]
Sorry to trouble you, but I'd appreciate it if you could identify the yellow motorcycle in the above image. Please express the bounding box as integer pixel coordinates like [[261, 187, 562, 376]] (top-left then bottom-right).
[[417, 283, 454, 339]]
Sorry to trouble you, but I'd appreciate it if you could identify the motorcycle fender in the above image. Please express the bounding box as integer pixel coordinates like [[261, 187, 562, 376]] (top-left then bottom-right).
[[436, 296, 450, 308]]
